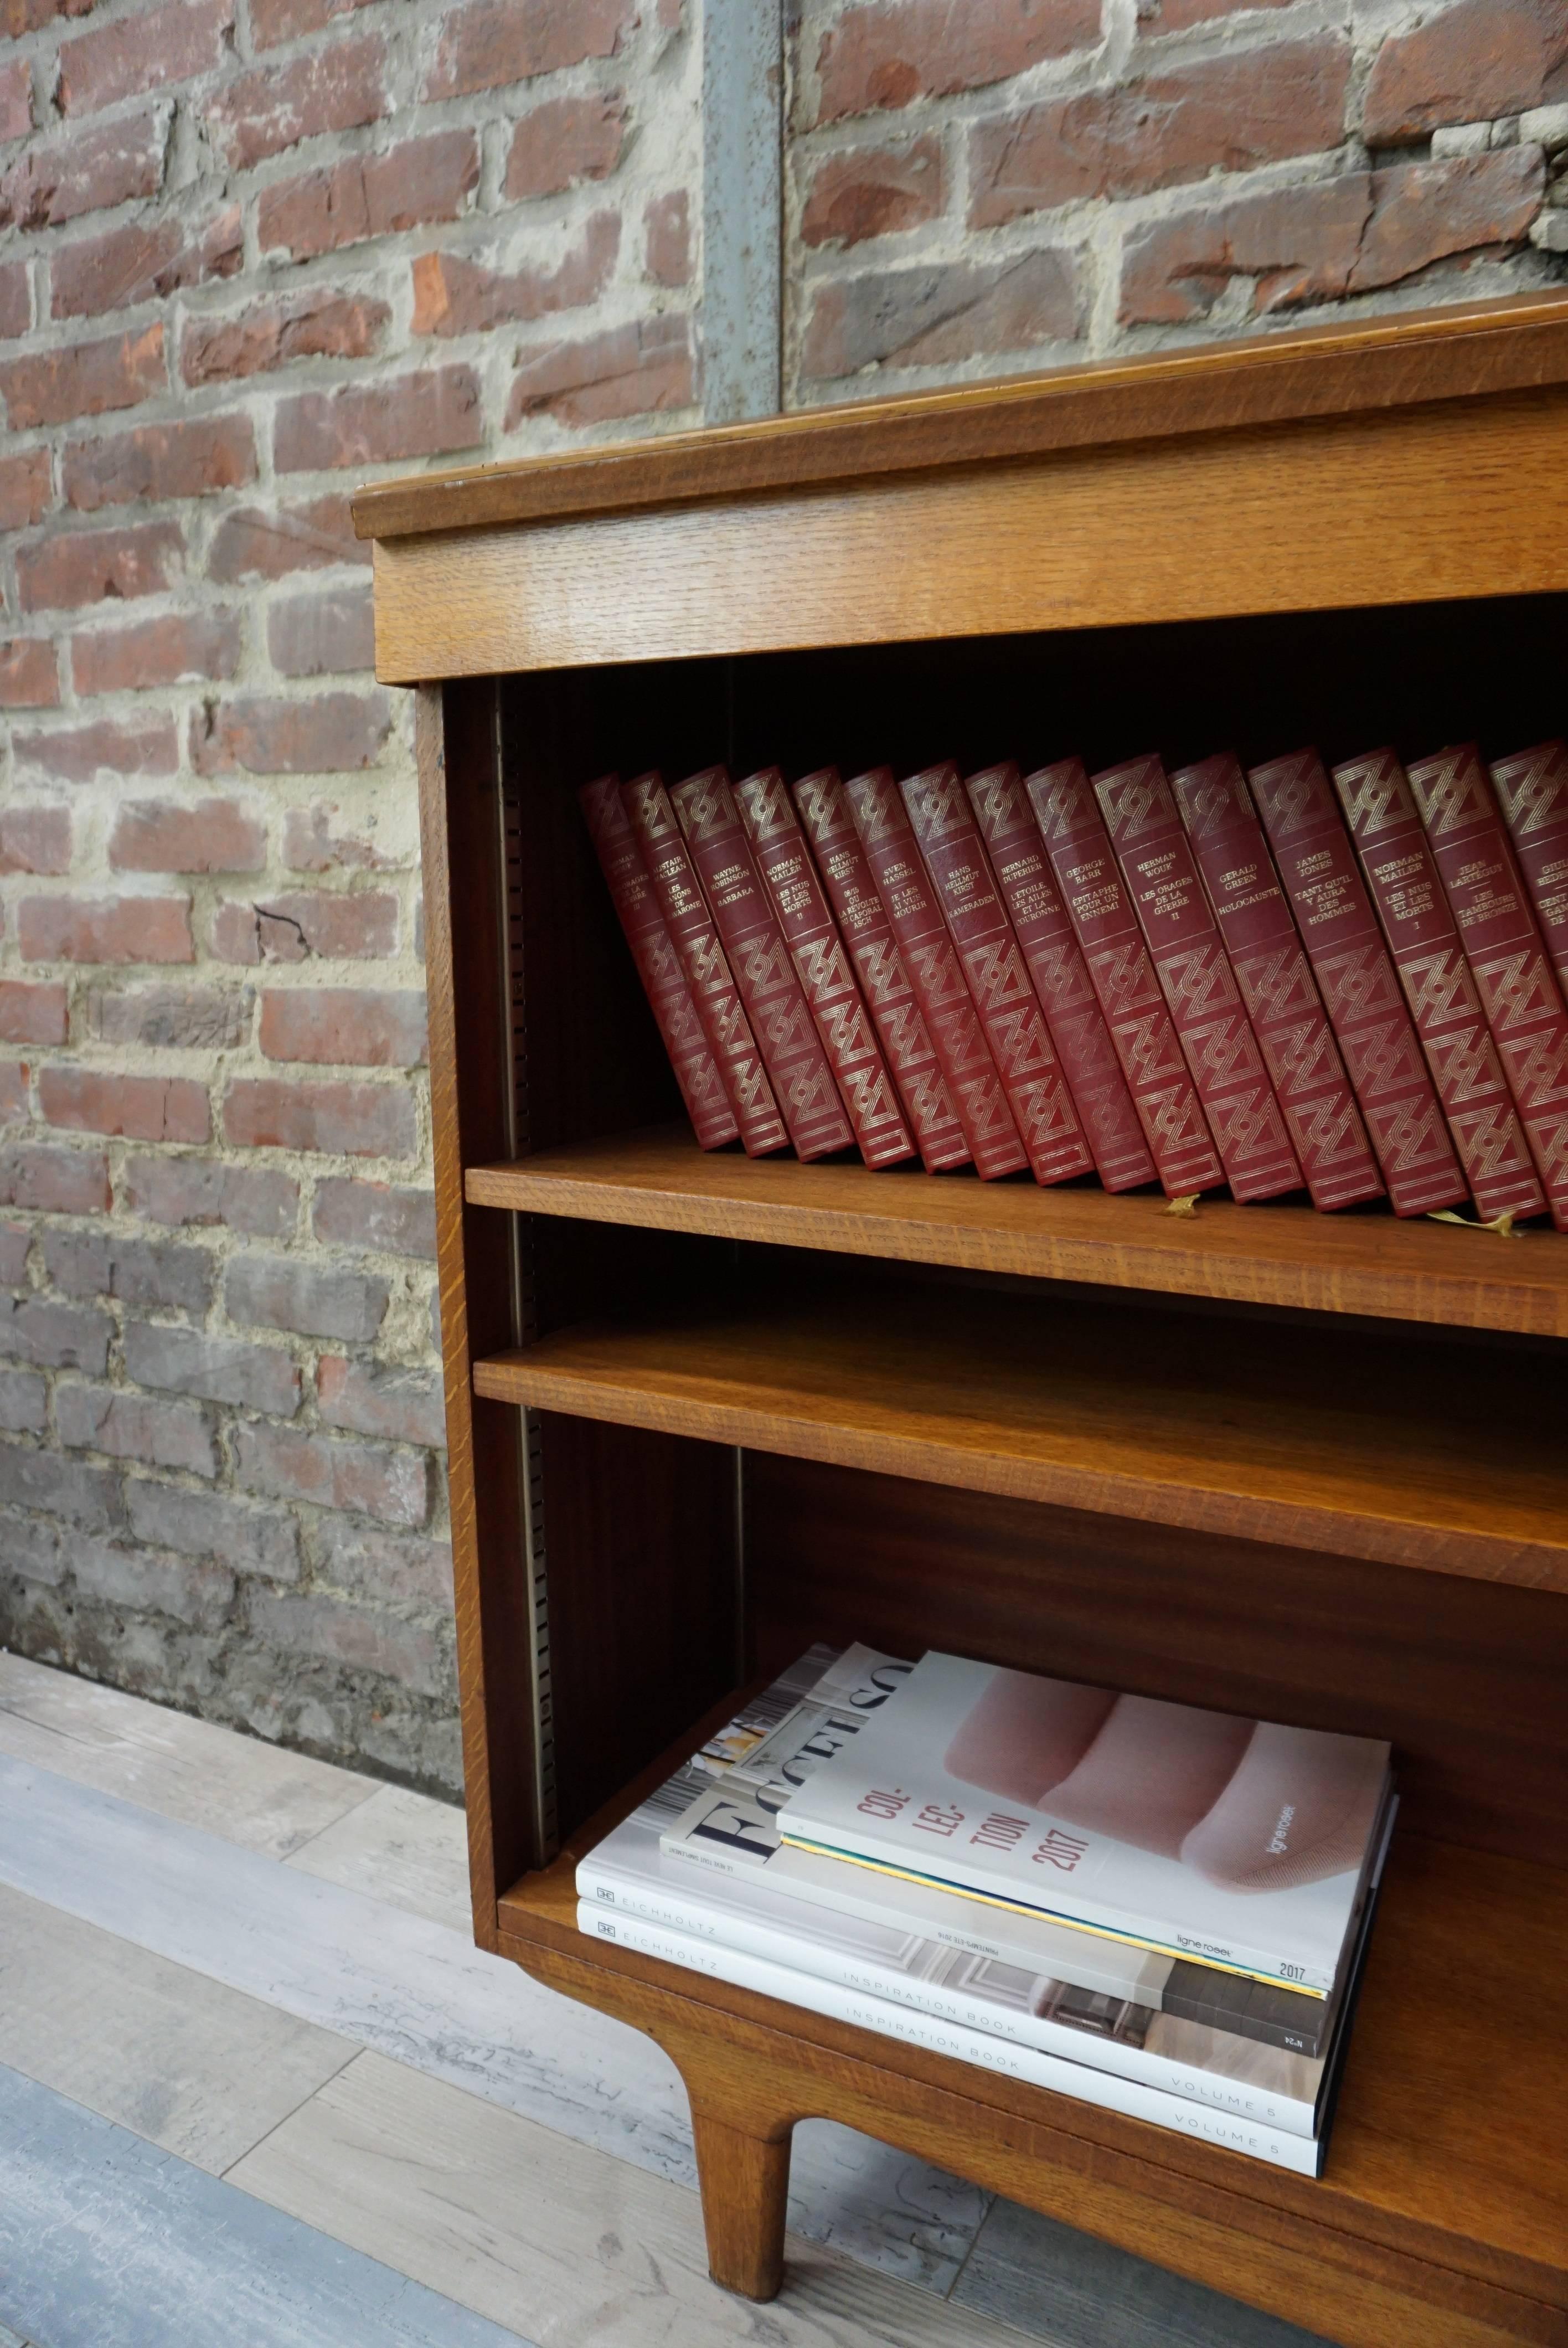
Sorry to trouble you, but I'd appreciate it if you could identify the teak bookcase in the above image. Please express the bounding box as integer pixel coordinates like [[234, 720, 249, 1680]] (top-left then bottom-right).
[[357, 293, 1568, 2348]]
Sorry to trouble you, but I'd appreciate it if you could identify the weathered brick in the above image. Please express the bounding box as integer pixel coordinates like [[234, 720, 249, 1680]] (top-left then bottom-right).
[[192, 692, 391, 779], [0, 1294, 111, 1373], [0, 1066, 29, 1127], [0, 322, 165, 430], [0, 107, 169, 233], [274, 367, 482, 471], [0, 639, 60, 710], [58, 0, 235, 119], [3, 0, 92, 30], [644, 189, 690, 284], [0, 982, 68, 1044], [248, 1586, 447, 1694], [266, 584, 374, 678], [507, 313, 694, 427], [312, 1520, 453, 1607], [124, 1479, 301, 1580], [208, 32, 386, 171], [63, 414, 255, 512], [801, 135, 943, 246], [0, 56, 32, 143], [209, 891, 399, 963], [504, 90, 628, 201], [181, 291, 389, 387], [123, 1319, 300, 1414], [424, 0, 636, 101], [281, 802, 392, 872], [73, 611, 242, 698], [0, 447, 51, 531], [39, 1066, 212, 1145], [11, 712, 178, 784], [0, 1141, 109, 1214], [123, 1152, 296, 1238], [0, 1444, 118, 1530], [90, 984, 251, 1051], [0, 809, 71, 877], [225, 1252, 389, 1342], [56, 1385, 219, 1477], [207, 495, 367, 583], [0, 1226, 29, 1287], [0, 1365, 48, 1435], [812, 0, 1101, 125], [16, 520, 184, 612], [252, 0, 376, 43], [411, 212, 618, 336], [50, 206, 243, 320], [75, 1537, 235, 1629], [258, 132, 479, 263], [317, 1355, 444, 1448], [968, 39, 1353, 225], [1365, 0, 1568, 145], [223, 1076, 416, 1158], [802, 248, 1082, 378], [234, 1419, 428, 1526], [1137, 0, 1296, 31], [311, 1176, 436, 1258], [110, 797, 266, 876], [0, 1511, 65, 1584], [18, 895, 193, 967], [44, 1229, 212, 1312], [0, 259, 28, 339], [260, 987, 428, 1067]]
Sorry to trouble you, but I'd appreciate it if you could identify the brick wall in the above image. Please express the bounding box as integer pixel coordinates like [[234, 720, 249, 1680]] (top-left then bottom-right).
[[0, 0, 1560, 1796]]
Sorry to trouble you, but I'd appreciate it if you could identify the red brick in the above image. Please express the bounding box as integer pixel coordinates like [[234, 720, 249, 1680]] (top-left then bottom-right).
[[0, 448, 50, 532], [0, 983, 68, 1045], [19, 895, 193, 966], [266, 584, 373, 677], [63, 413, 254, 513], [235, 1419, 427, 1526], [643, 189, 690, 284], [58, 0, 234, 117], [0, 109, 169, 233], [1137, 0, 1295, 31], [801, 249, 1082, 379], [0, 322, 164, 430], [181, 290, 389, 387], [209, 33, 385, 172], [0, 58, 33, 143], [968, 38, 1353, 225], [504, 90, 627, 201], [0, 639, 59, 710], [312, 1175, 436, 1257], [123, 1152, 298, 1237], [317, 1355, 445, 1448], [12, 711, 178, 784], [800, 135, 943, 246], [0, 1140, 109, 1214], [274, 366, 482, 471], [50, 206, 242, 320], [1, 0, 94, 31], [0, 808, 71, 875], [424, 0, 636, 101], [507, 313, 694, 429], [281, 801, 390, 869], [1358, 147, 1545, 284], [260, 987, 427, 1067], [192, 691, 391, 777], [39, 1066, 210, 1144], [210, 891, 398, 963], [206, 494, 366, 582], [88, 983, 251, 1049], [73, 611, 241, 697], [110, 797, 266, 875], [58, 1387, 219, 1480], [0, 1066, 29, 1126], [812, 0, 1101, 125], [1365, 0, 1568, 144], [0, 261, 27, 340], [252, 0, 376, 43], [16, 519, 183, 612], [411, 212, 618, 336], [223, 1075, 417, 1158], [257, 132, 479, 263]]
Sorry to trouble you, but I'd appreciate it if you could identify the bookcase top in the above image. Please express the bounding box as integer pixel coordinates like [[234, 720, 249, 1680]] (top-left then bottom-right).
[[353, 290, 1568, 546]]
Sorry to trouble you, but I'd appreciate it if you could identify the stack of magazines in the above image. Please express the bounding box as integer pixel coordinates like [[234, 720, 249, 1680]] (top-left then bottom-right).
[[576, 1645, 1395, 2177]]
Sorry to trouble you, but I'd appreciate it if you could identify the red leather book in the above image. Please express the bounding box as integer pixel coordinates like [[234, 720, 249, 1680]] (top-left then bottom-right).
[[669, 765, 855, 1163], [731, 766, 915, 1170], [1489, 739, 1568, 999], [842, 766, 1028, 1179], [1094, 754, 1303, 1204], [963, 764, 1156, 1193], [621, 770, 787, 1158], [1249, 749, 1467, 1218], [1024, 759, 1222, 1198], [1169, 754, 1383, 1213], [1330, 748, 1545, 1226], [898, 763, 1092, 1188], [1406, 743, 1568, 1233], [792, 769, 971, 1172], [579, 774, 740, 1152]]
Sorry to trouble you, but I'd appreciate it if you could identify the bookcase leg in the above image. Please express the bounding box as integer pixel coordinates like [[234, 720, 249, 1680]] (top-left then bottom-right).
[[690, 2105, 793, 2301]]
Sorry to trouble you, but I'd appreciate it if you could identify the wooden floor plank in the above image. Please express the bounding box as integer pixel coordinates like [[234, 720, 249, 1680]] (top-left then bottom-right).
[[286, 1783, 472, 1933]]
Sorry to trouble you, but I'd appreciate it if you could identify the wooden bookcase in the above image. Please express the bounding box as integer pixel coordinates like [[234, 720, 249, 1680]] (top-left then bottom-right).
[[356, 293, 1568, 2348]]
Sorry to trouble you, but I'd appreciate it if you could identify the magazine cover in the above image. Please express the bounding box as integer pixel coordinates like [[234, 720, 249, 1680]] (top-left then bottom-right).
[[778, 1652, 1391, 1993]]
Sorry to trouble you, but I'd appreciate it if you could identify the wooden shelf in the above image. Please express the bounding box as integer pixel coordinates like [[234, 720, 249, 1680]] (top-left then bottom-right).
[[466, 1126, 1568, 1341], [471, 1281, 1568, 1591]]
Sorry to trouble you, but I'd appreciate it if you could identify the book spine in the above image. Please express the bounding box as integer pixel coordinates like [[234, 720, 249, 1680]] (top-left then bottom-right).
[[964, 764, 1156, 1192], [669, 766, 855, 1162], [1331, 749, 1547, 1226], [1406, 744, 1568, 1232], [1094, 755, 1304, 1203], [843, 767, 1028, 1179], [731, 766, 915, 1169], [792, 769, 971, 1171], [1026, 760, 1223, 1197], [577, 1903, 1321, 2174], [1169, 754, 1383, 1213], [621, 771, 787, 1156], [1248, 749, 1468, 1217], [579, 775, 740, 1152], [899, 763, 1093, 1187], [1490, 738, 1568, 1000]]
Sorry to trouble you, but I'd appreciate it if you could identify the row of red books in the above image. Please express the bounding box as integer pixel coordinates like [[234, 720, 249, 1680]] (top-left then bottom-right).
[[579, 741, 1568, 1230]]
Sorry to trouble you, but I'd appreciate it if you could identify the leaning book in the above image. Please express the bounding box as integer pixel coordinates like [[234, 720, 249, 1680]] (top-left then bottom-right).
[[777, 1651, 1391, 1996]]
